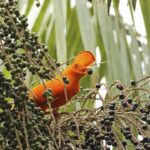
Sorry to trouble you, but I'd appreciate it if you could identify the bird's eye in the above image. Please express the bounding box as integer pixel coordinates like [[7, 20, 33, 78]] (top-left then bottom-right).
[[74, 63, 79, 68]]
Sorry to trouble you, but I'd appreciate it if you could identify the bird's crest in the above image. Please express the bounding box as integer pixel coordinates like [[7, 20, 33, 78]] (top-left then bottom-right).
[[73, 51, 95, 66]]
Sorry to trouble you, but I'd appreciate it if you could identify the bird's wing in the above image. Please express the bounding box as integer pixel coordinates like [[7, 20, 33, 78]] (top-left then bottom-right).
[[31, 77, 65, 104]]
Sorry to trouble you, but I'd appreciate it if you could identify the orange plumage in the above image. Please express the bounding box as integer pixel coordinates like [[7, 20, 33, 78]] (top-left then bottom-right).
[[30, 51, 95, 111]]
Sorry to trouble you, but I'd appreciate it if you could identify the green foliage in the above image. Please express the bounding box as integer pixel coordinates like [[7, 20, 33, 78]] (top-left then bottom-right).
[[17, 0, 150, 86], [0, 0, 150, 150]]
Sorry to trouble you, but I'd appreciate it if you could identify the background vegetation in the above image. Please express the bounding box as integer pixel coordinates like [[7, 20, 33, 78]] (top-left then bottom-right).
[[0, 0, 149, 150], [17, 0, 150, 86]]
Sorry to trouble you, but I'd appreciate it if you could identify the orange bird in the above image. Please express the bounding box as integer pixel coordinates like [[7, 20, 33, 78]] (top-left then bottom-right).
[[30, 51, 95, 111]]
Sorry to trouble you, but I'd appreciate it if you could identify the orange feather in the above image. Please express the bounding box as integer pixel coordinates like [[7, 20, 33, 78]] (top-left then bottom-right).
[[30, 51, 95, 111]]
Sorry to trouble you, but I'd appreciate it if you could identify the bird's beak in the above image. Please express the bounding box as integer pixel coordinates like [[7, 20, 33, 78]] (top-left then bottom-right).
[[80, 66, 92, 75], [85, 66, 93, 75]]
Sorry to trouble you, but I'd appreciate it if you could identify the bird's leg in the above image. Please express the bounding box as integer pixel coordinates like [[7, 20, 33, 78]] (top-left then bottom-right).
[[53, 108, 59, 118], [45, 108, 59, 117]]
